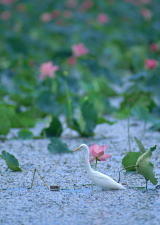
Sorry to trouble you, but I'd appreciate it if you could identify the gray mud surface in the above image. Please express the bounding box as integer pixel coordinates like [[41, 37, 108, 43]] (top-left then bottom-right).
[[0, 120, 160, 225]]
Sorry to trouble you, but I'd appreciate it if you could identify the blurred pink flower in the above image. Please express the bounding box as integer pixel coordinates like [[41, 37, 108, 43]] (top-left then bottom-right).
[[0, 11, 11, 20], [125, 0, 138, 5], [125, 0, 150, 5], [72, 43, 88, 57], [40, 62, 59, 79], [41, 13, 52, 22], [150, 43, 158, 52], [63, 10, 72, 18], [145, 59, 158, 69], [56, 20, 64, 25], [141, 8, 152, 20], [29, 60, 35, 67], [97, 13, 109, 24], [51, 10, 61, 19], [89, 144, 111, 163], [41, 10, 60, 22], [67, 56, 77, 65], [17, 4, 26, 12], [140, 0, 151, 4], [0, 0, 14, 4], [66, 0, 77, 8], [80, 0, 93, 11]]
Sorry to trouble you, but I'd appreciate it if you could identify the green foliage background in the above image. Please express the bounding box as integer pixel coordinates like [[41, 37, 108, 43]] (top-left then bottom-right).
[[0, 0, 160, 136]]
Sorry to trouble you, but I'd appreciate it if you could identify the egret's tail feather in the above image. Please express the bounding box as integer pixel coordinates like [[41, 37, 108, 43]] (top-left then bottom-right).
[[115, 182, 126, 190], [110, 181, 126, 190]]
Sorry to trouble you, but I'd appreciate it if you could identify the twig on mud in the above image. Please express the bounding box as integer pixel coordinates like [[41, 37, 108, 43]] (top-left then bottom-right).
[[30, 168, 36, 189], [30, 168, 50, 190]]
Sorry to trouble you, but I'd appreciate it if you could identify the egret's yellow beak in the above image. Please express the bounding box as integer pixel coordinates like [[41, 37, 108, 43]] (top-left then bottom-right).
[[73, 147, 81, 152]]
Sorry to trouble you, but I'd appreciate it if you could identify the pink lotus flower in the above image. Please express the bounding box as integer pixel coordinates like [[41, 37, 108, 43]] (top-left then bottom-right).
[[125, 0, 150, 5], [140, 0, 151, 4], [72, 43, 88, 57], [141, 8, 152, 20], [67, 56, 77, 65], [16, 4, 26, 12], [51, 10, 61, 19], [41, 13, 52, 22], [56, 20, 64, 25], [66, 0, 77, 8], [80, 0, 93, 11], [145, 59, 158, 69], [0, 0, 14, 5], [40, 62, 59, 80], [63, 10, 72, 19], [97, 13, 109, 24], [1, 11, 11, 20], [150, 43, 158, 52], [89, 144, 111, 163]]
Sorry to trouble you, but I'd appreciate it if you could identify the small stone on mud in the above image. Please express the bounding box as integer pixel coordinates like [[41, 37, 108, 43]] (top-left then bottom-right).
[[50, 185, 60, 191]]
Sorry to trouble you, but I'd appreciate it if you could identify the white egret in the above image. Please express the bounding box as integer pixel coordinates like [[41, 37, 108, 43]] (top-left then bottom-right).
[[74, 144, 125, 190]]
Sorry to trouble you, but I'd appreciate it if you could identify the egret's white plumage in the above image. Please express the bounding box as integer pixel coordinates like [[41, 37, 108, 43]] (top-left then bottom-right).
[[74, 144, 125, 190]]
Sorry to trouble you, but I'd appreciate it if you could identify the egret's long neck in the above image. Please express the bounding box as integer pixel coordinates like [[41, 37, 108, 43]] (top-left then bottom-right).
[[84, 147, 93, 173]]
